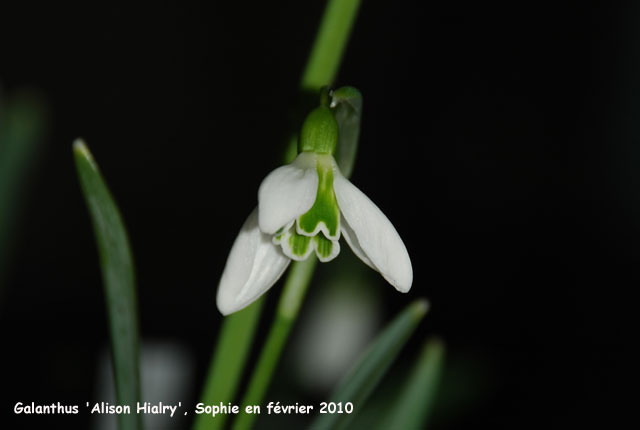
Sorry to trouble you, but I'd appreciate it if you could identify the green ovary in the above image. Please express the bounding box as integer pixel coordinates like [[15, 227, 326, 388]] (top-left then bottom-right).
[[297, 156, 340, 239]]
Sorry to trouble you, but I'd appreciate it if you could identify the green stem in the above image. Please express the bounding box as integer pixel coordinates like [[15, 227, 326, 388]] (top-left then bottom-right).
[[196, 2, 361, 429], [193, 299, 265, 430], [285, 0, 362, 163], [232, 258, 317, 430], [301, 0, 362, 91], [232, 4, 362, 423]]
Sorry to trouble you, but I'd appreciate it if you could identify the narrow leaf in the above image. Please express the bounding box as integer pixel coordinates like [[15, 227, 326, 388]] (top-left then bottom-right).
[[73, 139, 141, 430], [380, 337, 445, 430], [310, 299, 429, 430], [331, 86, 362, 178], [193, 298, 265, 430]]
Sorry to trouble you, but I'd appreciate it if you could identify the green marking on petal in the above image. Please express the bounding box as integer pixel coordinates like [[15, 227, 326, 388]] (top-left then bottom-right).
[[273, 220, 294, 245], [313, 234, 340, 262], [289, 233, 311, 257], [297, 154, 340, 240], [279, 227, 314, 261]]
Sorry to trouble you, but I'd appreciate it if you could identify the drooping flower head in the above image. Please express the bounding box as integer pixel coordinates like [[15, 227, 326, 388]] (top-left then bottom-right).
[[217, 92, 412, 315]]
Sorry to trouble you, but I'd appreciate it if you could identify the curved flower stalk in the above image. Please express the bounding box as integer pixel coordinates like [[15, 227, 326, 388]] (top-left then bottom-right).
[[217, 100, 412, 315]]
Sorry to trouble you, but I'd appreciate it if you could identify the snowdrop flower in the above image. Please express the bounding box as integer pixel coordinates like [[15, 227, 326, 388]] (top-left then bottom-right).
[[217, 105, 412, 315]]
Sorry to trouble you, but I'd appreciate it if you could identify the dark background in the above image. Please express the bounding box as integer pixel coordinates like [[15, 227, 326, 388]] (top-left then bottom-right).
[[0, 0, 635, 428]]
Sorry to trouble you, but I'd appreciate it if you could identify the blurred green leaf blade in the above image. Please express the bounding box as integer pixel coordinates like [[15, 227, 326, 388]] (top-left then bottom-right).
[[310, 299, 429, 430], [73, 139, 142, 430], [0, 91, 47, 292], [380, 337, 445, 430]]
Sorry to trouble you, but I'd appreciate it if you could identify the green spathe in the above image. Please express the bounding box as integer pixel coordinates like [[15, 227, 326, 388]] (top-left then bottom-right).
[[299, 106, 338, 154]]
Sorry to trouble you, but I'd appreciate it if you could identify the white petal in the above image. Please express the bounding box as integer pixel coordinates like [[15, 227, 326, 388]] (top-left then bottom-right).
[[334, 173, 413, 292], [340, 215, 377, 270], [258, 152, 319, 234], [217, 208, 291, 315]]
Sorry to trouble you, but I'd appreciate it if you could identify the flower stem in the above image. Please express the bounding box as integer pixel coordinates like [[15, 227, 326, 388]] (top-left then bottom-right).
[[196, 2, 361, 429], [232, 5, 362, 426], [231, 5, 362, 425], [193, 299, 265, 430], [232, 257, 317, 430], [285, 0, 362, 163], [300, 0, 362, 92]]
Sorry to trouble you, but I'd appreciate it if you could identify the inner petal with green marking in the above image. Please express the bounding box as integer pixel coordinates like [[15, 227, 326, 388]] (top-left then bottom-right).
[[313, 233, 340, 262], [274, 224, 339, 262], [272, 154, 341, 262], [296, 154, 340, 240]]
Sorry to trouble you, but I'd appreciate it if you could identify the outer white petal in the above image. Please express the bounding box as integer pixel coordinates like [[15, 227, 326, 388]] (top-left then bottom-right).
[[258, 152, 319, 234], [217, 208, 291, 315], [340, 215, 377, 270], [333, 172, 413, 292]]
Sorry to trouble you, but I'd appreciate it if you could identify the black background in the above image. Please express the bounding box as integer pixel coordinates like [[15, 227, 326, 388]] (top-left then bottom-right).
[[0, 0, 635, 428]]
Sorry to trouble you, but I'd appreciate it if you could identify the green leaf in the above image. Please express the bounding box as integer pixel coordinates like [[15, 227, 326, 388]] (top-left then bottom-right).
[[380, 337, 445, 430], [0, 91, 47, 294], [193, 298, 265, 430], [310, 299, 430, 430], [73, 139, 141, 430], [331, 86, 362, 179]]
